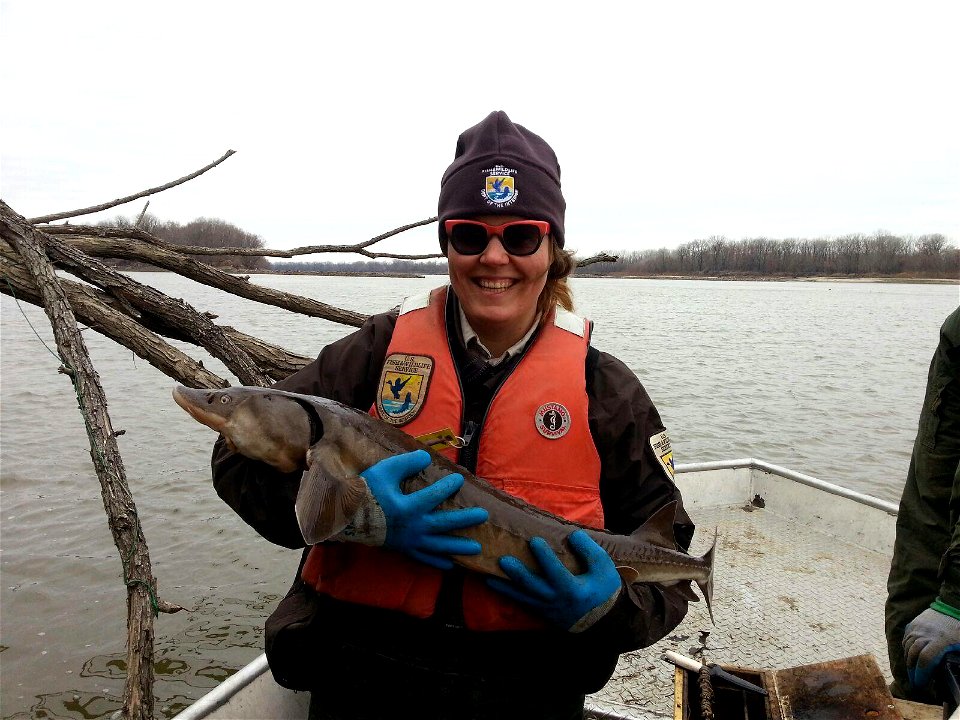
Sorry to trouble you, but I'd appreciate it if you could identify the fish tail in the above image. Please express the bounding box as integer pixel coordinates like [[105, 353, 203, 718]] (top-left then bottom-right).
[[695, 529, 718, 625]]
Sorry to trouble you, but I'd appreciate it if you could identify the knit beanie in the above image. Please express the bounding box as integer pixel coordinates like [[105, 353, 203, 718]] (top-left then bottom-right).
[[438, 111, 565, 251]]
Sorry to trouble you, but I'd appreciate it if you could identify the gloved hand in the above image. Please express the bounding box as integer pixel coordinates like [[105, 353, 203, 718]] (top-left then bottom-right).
[[904, 604, 960, 690], [362, 450, 489, 570], [488, 529, 622, 632]]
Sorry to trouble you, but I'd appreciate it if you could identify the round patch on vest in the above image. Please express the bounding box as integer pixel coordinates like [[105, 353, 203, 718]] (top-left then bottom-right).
[[535, 402, 571, 439]]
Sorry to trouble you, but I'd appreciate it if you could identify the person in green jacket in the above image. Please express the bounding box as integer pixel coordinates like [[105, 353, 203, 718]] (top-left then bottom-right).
[[886, 305, 960, 701]]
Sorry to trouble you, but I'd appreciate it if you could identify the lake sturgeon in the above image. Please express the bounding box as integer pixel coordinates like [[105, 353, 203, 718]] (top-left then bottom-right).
[[173, 385, 716, 620]]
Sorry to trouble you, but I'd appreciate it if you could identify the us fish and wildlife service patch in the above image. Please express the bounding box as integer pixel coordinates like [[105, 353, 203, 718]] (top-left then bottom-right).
[[376, 354, 433, 426], [649, 430, 675, 480], [481, 165, 519, 207]]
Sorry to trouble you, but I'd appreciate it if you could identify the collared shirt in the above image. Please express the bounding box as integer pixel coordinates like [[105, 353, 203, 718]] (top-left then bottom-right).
[[458, 305, 541, 366]]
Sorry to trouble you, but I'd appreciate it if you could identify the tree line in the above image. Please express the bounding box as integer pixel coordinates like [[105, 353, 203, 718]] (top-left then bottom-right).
[[582, 232, 957, 278], [95, 214, 957, 278], [96, 213, 270, 271], [275, 258, 448, 275], [278, 232, 957, 278]]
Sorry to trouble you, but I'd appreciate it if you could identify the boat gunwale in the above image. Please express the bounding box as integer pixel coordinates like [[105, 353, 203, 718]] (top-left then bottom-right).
[[173, 654, 275, 720], [676, 457, 899, 516], [171, 459, 898, 720]]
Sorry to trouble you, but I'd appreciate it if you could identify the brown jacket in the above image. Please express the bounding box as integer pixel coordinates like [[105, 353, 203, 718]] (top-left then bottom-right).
[[212, 303, 695, 696]]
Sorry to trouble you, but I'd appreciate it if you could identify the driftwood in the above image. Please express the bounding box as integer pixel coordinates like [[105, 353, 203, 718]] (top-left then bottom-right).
[[46, 228, 369, 326], [43, 218, 443, 260], [1, 202, 161, 720], [41, 223, 619, 266], [1, 239, 315, 384], [577, 251, 618, 267], [0, 244, 227, 388], [27, 150, 236, 225], [0, 150, 619, 720], [34, 222, 272, 386]]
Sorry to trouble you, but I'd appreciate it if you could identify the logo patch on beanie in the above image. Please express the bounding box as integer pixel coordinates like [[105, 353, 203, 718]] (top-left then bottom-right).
[[481, 165, 519, 207]]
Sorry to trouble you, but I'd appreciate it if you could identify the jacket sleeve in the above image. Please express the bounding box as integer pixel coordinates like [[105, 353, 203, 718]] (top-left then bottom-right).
[[935, 309, 960, 609], [211, 311, 398, 548], [582, 348, 698, 653]]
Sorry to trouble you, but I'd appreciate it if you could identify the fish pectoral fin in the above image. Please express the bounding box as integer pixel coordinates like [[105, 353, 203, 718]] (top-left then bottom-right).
[[616, 565, 641, 584], [629, 500, 679, 549], [671, 580, 702, 603], [295, 442, 371, 544]]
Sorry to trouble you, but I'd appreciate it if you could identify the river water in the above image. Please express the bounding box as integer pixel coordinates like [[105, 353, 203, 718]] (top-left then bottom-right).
[[1, 274, 957, 719]]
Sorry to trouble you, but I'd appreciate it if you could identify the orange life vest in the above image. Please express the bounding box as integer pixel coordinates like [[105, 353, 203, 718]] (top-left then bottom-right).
[[301, 286, 603, 631]]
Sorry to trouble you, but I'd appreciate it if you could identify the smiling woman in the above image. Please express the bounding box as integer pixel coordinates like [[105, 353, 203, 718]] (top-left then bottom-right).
[[211, 111, 696, 720], [445, 214, 552, 357]]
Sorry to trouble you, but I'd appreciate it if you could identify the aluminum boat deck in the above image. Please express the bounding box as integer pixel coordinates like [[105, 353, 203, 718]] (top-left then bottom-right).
[[173, 459, 899, 720], [590, 459, 896, 718]]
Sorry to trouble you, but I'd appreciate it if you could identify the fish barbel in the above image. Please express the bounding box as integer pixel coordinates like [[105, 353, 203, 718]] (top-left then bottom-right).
[[173, 384, 715, 620]]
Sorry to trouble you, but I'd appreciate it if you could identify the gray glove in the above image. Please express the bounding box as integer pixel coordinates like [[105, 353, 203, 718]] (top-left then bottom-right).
[[903, 604, 960, 690]]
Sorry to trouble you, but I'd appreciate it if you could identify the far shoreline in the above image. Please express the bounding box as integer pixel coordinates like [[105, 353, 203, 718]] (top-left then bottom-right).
[[573, 273, 957, 284], [125, 269, 957, 285]]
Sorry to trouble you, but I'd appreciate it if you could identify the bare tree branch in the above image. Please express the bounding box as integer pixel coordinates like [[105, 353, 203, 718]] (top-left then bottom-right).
[[218, 327, 311, 379], [5, 202, 272, 386], [577, 252, 619, 267], [44, 222, 445, 260], [1, 202, 160, 720], [54, 231, 370, 327], [43, 223, 614, 267], [135, 201, 151, 228], [355, 216, 439, 249], [0, 245, 229, 389], [27, 150, 235, 224]]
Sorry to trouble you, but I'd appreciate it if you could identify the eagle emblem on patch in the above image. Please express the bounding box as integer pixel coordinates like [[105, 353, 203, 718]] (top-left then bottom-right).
[[481, 164, 518, 207], [649, 431, 675, 480], [376, 354, 434, 425], [535, 402, 570, 439]]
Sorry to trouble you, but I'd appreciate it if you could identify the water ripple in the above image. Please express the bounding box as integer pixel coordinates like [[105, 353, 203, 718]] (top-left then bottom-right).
[[2, 276, 957, 718]]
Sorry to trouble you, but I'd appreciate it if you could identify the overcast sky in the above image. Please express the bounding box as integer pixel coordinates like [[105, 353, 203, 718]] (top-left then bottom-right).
[[2, 1, 958, 260]]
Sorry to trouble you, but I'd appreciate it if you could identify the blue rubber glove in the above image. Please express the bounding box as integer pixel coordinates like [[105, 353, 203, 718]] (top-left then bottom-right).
[[487, 529, 622, 632], [362, 450, 489, 570], [904, 604, 960, 690]]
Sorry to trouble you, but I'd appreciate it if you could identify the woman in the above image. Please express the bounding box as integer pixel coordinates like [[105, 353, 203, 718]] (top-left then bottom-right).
[[213, 111, 696, 720]]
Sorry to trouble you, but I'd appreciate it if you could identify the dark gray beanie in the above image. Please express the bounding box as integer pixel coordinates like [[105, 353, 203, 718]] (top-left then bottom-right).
[[438, 111, 565, 251]]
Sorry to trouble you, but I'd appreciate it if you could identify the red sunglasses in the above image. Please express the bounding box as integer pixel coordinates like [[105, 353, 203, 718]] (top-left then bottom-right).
[[443, 219, 550, 257]]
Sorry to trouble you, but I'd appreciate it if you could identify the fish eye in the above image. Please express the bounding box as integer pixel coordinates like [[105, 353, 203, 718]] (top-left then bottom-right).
[[220, 395, 231, 404]]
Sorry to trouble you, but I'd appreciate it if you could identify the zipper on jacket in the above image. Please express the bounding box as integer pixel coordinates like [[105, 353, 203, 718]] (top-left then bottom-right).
[[459, 420, 477, 451], [444, 287, 542, 471], [454, 346, 540, 474]]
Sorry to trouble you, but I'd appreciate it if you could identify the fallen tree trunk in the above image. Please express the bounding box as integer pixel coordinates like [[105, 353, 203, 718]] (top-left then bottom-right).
[[0, 243, 228, 388], [6, 213, 273, 386], [43, 217, 442, 260], [51, 231, 369, 327], [1, 201, 160, 720], [2, 240, 314, 384]]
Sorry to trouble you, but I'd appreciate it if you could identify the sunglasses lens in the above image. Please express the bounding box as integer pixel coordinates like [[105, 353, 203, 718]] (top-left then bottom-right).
[[501, 223, 544, 256], [445, 221, 546, 256], [448, 223, 489, 255]]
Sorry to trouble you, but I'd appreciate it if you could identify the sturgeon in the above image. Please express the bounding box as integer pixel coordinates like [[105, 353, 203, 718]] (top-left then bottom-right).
[[173, 385, 715, 620]]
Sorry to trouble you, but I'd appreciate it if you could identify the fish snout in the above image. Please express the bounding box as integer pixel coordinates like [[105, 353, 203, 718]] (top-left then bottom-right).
[[172, 385, 231, 432]]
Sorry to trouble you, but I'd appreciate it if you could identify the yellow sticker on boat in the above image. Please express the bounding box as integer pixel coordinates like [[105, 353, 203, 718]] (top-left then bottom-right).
[[649, 431, 675, 480]]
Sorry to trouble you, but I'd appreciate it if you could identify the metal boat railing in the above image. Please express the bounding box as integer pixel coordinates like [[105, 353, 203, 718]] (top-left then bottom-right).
[[676, 458, 899, 515]]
